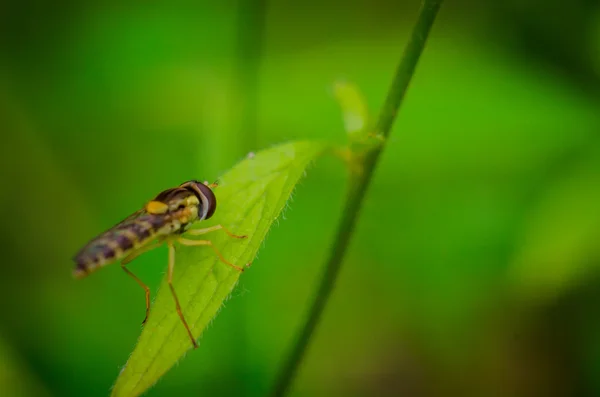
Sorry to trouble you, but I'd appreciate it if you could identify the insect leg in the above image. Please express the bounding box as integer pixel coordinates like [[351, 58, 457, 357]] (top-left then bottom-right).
[[167, 240, 198, 349], [177, 237, 248, 271], [203, 180, 219, 188], [121, 241, 163, 265], [120, 264, 151, 325], [187, 224, 247, 239], [120, 241, 163, 324]]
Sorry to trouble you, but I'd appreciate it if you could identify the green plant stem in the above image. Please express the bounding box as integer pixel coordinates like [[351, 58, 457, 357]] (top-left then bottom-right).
[[270, 1, 444, 396]]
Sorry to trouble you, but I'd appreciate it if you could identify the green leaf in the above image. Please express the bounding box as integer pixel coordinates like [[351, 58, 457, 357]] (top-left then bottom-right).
[[111, 141, 327, 397], [331, 81, 384, 161], [332, 80, 370, 140]]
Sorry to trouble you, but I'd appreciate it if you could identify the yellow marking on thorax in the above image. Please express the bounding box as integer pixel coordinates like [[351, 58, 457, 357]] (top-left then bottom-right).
[[184, 196, 200, 206], [146, 200, 169, 214], [176, 206, 199, 225]]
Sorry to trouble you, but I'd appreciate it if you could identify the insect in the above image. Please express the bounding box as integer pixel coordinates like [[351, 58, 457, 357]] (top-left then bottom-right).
[[73, 180, 248, 348]]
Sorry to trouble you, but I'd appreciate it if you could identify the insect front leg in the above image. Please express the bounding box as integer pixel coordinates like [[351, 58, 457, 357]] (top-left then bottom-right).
[[167, 240, 199, 349], [177, 237, 248, 271], [186, 224, 247, 239]]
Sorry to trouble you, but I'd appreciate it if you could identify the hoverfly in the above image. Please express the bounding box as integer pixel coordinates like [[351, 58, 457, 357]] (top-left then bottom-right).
[[73, 180, 248, 348]]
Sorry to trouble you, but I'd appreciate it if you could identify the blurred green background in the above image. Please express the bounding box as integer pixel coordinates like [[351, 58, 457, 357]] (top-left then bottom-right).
[[2, 0, 600, 396]]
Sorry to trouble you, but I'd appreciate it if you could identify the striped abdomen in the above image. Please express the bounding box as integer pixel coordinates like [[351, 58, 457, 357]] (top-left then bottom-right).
[[73, 213, 182, 278]]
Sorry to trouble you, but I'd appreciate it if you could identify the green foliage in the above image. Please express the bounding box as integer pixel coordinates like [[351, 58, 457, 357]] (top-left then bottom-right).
[[0, 335, 51, 397], [332, 80, 384, 162], [111, 141, 327, 397], [3, 2, 600, 396], [332, 80, 370, 140], [510, 153, 600, 302]]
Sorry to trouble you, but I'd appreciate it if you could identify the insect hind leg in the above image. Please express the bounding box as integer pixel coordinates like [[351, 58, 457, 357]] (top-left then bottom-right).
[[167, 241, 199, 349], [121, 241, 163, 265], [120, 241, 163, 324], [120, 264, 151, 325]]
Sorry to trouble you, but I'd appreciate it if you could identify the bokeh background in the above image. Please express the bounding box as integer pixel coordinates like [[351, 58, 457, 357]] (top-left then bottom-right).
[[2, 0, 600, 396]]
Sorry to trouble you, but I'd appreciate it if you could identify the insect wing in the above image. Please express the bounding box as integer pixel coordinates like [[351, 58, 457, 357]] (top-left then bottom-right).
[[74, 210, 167, 265], [110, 208, 148, 231]]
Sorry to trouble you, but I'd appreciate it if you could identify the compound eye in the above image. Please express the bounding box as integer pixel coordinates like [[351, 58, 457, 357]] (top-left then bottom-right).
[[189, 181, 217, 219]]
